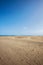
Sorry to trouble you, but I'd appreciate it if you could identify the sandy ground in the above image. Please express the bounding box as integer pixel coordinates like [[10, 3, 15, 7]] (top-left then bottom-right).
[[0, 36, 43, 65]]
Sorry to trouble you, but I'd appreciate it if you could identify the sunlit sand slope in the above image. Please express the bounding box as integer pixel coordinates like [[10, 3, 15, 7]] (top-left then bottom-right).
[[0, 36, 43, 65]]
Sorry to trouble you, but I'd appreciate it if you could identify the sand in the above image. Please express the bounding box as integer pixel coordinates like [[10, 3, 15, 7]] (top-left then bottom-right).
[[0, 36, 43, 65]]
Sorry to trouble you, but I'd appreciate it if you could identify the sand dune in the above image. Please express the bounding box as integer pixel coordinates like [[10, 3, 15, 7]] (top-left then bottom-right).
[[0, 36, 43, 65]]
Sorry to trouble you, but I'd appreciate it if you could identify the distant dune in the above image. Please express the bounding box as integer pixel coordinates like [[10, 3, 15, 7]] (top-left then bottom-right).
[[0, 36, 43, 65]]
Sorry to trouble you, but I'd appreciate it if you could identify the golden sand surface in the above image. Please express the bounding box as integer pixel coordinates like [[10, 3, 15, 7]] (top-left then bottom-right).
[[0, 36, 43, 65]]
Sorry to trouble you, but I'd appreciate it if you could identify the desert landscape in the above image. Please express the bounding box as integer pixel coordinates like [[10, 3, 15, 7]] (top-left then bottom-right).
[[0, 36, 43, 65]]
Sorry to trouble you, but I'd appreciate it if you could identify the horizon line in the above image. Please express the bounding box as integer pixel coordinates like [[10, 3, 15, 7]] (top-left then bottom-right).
[[0, 35, 43, 36]]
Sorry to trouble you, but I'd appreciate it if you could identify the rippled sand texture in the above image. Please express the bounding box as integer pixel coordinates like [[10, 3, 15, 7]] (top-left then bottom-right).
[[0, 36, 43, 65]]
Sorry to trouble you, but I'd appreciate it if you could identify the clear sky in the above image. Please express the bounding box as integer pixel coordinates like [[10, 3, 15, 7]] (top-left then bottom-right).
[[0, 0, 43, 35]]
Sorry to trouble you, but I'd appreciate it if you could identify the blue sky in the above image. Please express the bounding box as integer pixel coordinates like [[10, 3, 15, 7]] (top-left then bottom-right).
[[0, 0, 43, 35]]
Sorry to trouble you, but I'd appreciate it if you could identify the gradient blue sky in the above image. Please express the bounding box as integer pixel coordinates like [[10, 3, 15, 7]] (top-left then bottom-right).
[[0, 0, 43, 35]]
